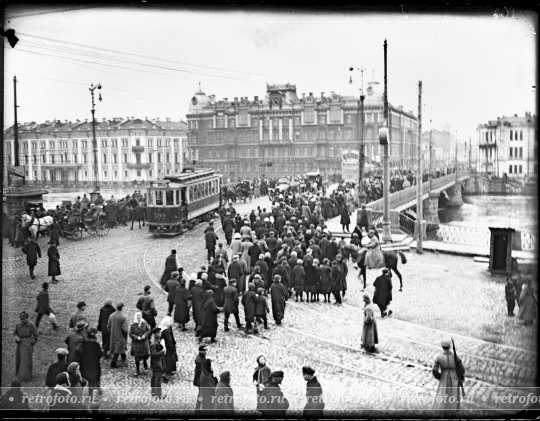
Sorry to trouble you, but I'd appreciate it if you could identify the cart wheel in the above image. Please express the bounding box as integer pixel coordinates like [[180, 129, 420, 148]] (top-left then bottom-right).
[[64, 232, 73, 241], [88, 226, 97, 235], [73, 229, 83, 240], [99, 225, 110, 236]]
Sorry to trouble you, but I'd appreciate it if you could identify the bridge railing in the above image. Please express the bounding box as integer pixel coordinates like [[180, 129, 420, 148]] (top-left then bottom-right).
[[399, 212, 416, 236]]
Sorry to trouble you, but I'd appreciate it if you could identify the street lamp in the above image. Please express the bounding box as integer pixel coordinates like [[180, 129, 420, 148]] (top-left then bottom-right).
[[89, 82, 102, 203], [349, 66, 367, 206], [380, 39, 392, 242]]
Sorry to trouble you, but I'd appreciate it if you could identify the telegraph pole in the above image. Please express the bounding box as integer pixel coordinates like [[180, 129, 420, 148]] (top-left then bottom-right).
[[416, 81, 423, 253], [381, 39, 392, 242], [89, 83, 102, 203], [13, 76, 20, 167], [349, 65, 367, 206]]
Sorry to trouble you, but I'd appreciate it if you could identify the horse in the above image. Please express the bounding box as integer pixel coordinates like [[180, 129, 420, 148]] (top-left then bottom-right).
[[21, 213, 54, 240], [341, 243, 407, 291], [128, 198, 146, 230]]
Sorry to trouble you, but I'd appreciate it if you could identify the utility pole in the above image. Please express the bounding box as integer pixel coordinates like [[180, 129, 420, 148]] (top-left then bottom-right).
[[469, 138, 472, 171], [454, 130, 458, 181], [349, 65, 367, 206], [381, 39, 392, 242], [89, 83, 102, 203], [416, 81, 423, 253], [13, 76, 20, 167]]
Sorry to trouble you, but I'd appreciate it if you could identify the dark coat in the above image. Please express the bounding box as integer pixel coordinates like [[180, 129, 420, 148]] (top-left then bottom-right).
[[214, 275, 227, 307], [199, 296, 220, 339], [223, 285, 240, 314], [97, 304, 116, 353], [303, 376, 325, 418], [65, 331, 85, 364], [255, 294, 270, 316], [260, 381, 289, 417], [241, 290, 258, 322], [270, 282, 287, 322], [340, 207, 350, 225], [222, 217, 234, 235], [35, 289, 53, 315], [373, 274, 393, 307], [193, 353, 206, 387], [22, 241, 41, 266], [107, 310, 128, 355], [199, 362, 218, 410], [174, 285, 191, 324], [45, 360, 69, 388], [214, 380, 235, 415], [80, 339, 103, 383], [227, 261, 245, 292], [319, 265, 332, 293], [319, 237, 330, 260], [330, 265, 344, 291], [272, 265, 290, 290], [161, 327, 177, 374], [165, 278, 181, 304], [129, 321, 150, 358], [292, 264, 305, 291], [191, 286, 206, 325], [47, 245, 61, 276], [150, 341, 165, 371], [160, 254, 178, 287], [205, 230, 218, 249]]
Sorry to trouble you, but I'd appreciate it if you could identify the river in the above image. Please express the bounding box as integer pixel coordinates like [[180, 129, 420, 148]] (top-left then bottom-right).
[[439, 194, 538, 231]]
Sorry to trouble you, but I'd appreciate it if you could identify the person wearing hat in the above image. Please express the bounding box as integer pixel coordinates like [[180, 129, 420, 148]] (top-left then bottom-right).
[[160, 249, 179, 289], [227, 254, 246, 294], [302, 366, 325, 418], [69, 301, 88, 332], [253, 355, 271, 411], [193, 344, 208, 410], [21, 237, 41, 280], [361, 294, 379, 353], [47, 241, 61, 284], [97, 300, 116, 359], [204, 221, 219, 263], [0, 379, 30, 411], [214, 370, 235, 415], [198, 290, 221, 343], [65, 320, 87, 364], [373, 268, 393, 317], [35, 281, 59, 331], [259, 370, 289, 417], [150, 327, 166, 398], [45, 348, 69, 390], [335, 253, 348, 298], [13, 311, 38, 382], [242, 283, 258, 334], [129, 312, 151, 377], [231, 232, 242, 257], [172, 277, 190, 331], [107, 302, 128, 368], [364, 229, 385, 271], [191, 279, 206, 335], [255, 287, 270, 331], [292, 258, 306, 302], [215, 242, 229, 266], [80, 327, 103, 397], [223, 279, 243, 332], [432, 339, 465, 411], [137, 285, 158, 330], [159, 316, 178, 377], [165, 271, 181, 317], [222, 213, 235, 246]]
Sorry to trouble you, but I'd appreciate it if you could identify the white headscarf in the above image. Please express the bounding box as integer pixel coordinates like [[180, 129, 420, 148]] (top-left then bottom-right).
[[133, 312, 143, 325], [159, 316, 172, 330]]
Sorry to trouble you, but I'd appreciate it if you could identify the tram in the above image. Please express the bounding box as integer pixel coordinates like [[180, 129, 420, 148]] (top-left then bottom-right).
[[146, 168, 222, 236]]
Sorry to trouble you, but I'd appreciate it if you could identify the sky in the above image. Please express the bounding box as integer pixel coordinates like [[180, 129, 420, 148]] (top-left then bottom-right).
[[3, 5, 537, 145]]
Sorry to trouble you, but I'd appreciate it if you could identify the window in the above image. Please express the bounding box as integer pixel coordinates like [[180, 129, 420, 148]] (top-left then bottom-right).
[[520, 130, 523, 140], [155, 190, 163, 205], [318, 115, 326, 125], [209, 150, 213, 159], [519, 165, 522, 174], [125, 171, 128, 178], [41, 141, 46, 149], [294, 117, 300, 126], [166, 153, 170, 163], [102, 140, 107, 148], [73, 154, 77, 164], [51, 155, 55, 164], [158, 153, 162, 163], [149, 153, 152, 163], [137, 170, 141, 177], [113, 153, 117, 163], [346, 115, 352, 124], [229, 119, 235, 127], [510, 131, 513, 141], [304, 107, 315, 124], [166, 190, 174, 205], [295, 131, 300, 140], [329, 106, 341, 122], [510, 148, 513, 158], [49, 141, 55, 148], [122, 138, 129, 147], [519, 147, 523, 158], [175, 152, 178, 163], [103, 154, 107, 164], [84, 171, 88, 179], [124, 153, 128, 163], [83, 154, 87, 164], [166, 139, 170, 147], [111, 139, 117, 147], [114, 170, 118, 179], [103, 170, 108, 179], [174, 139, 179, 147], [252, 118, 258, 127], [136, 138, 140, 146], [509, 165, 513, 173]]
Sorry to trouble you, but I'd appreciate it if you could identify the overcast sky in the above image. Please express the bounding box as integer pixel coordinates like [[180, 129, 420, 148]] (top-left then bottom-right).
[[3, 6, 537, 144]]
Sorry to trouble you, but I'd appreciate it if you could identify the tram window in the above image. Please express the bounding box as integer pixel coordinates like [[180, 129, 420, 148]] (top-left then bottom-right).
[[181, 188, 187, 204], [156, 190, 163, 206], [188, 188, 193, 202], [175, 190, 180, 205], [166, 190, 174, 206], [148, 191, 154, 205]]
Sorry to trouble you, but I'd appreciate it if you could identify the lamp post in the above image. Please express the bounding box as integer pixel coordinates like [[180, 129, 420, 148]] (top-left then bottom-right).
[[89, 83, 102, 203], [381, 39, 392, 242], [349, 66, 367, 207]]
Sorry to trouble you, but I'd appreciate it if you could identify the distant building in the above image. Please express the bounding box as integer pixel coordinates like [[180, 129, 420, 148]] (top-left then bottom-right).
[[185, 82, 418, 182], [477, 113, 537, 178], [3, 118, 188, 187], [421, 129, 455, 171]]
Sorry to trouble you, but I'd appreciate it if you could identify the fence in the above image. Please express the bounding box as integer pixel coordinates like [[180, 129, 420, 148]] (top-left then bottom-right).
[[399, 212, 416, 236], [520, 231, 538, 252]]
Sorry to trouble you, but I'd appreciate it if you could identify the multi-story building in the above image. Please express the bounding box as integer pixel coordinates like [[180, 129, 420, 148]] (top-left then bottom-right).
[[421, 129, 456, 171], [3, 118, 188, 187], [185, 82, 418, 182], [477, 112, 537, 178]]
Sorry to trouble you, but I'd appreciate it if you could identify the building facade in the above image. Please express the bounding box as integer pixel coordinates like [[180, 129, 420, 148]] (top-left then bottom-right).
[[185, 82, 418, 182], [477, 113, 537, 178], [421, 129, 456, 171], [3, 118, 188, 187]]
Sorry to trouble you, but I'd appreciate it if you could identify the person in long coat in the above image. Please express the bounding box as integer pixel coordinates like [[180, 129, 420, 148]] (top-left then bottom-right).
[[1, 379, 30, 411], [432, 339, 465, 412], [97, 300, 116, 359], [159, 316, 178, 375], [230, 233, 243, 257], [318, 259, 332, 302], [199, 358, 218, 412], [165, 271, 181, 317], [160, 250, 178, 289], [373, 268, 393, 317], [22, 238, 41, 279], [518, 279, 536, 326], [361, 293, 378, 353], [129, 312, 150, 376], [340, 205, 350, 232], [242, 284, 258, 334], [174, 279, 191, 330], [223, 279, 243, 331], [292, 259, 306, 302], [136, 285, 157, 330], [67, 362, 88, 408], [80, 328, 103, 397], [253, 355, 272, 411], [13, 311, 38, 382], [199, 290, 221, 342], [269, 275, 288, 325], [49, 219, 61, 246], [330, 261, 343, 305], [259, 371, 289, 417], [364, 230, 385, 269], [35, 281, 59, 330], [241, 238, 254, 274], [47, 242, 61, 283], [214, 370, 235, 416], [191, 279, 206, 334], [107, 303, 128, 368], [45, 348, 69, 390], [228, 254, 246, 293], [302, 366, 325, 418], [65, 320, 87, 364]]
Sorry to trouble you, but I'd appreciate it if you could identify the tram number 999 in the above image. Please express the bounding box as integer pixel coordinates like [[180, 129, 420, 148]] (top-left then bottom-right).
[[151, 209, 180, 222]]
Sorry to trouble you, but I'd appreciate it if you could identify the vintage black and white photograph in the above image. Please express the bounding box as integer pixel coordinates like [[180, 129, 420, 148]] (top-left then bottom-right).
[[1, 3, 538, 418]]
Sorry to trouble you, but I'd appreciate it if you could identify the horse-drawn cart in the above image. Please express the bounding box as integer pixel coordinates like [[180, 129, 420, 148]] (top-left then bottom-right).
[[84, 206, 110, 236]]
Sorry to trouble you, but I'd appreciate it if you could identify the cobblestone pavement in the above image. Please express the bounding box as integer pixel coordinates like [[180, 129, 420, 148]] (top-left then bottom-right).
[[2, 195, 537, 416]]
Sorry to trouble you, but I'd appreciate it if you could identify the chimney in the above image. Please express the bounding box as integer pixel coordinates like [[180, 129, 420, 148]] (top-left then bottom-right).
[[254, 96, 259, 101], [320, 92, 325, 97], [302, 93, 306, 98], [103, 118, 107, 122], [85, 119, 88, 123], [309, 92, 313, 96]]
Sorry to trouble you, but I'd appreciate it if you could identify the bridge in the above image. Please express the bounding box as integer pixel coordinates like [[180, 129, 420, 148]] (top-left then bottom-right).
[[367, 170, 471, 223]]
